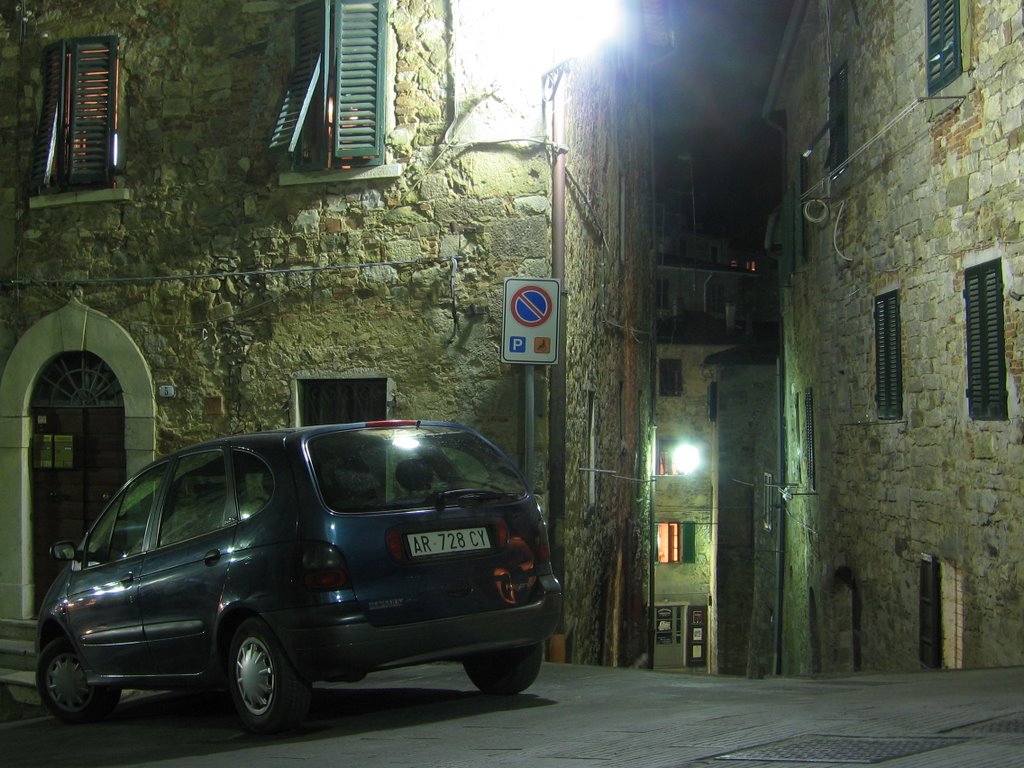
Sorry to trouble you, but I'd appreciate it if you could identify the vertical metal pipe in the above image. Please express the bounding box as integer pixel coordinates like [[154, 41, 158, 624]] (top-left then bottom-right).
[[549, 71, 568, 638], [524, 363, 535, 488]]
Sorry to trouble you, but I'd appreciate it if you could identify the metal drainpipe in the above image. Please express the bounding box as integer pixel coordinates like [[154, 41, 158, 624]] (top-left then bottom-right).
[[549, 70, 568, 652]]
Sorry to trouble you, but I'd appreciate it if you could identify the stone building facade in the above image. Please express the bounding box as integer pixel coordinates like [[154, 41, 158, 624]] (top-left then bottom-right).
[[766, 0, 1024, 672], [0, 0, 658, 667]]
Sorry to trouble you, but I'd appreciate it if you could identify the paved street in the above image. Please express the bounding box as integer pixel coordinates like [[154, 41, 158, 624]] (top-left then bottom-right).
[[2, 662, 1023, 767]]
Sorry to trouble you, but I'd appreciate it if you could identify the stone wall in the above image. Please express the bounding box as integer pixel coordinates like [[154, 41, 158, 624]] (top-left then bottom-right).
[[771, 0, 1024, 672], [0, 0, 655, 646]]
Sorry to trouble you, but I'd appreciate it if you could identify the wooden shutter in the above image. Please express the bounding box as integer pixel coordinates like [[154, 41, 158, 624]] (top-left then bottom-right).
[[30, 41, 67, 190], [332, 0, 387, 164], [874, 291, 903, 420], [66, 37, 118, 186], [827, 63, 848, 171], [269, 1, 328, 153], [926, 0, 961, 94], [803, 388, 816, 491], [31, 38, 117, 191], [964, 261, 1007, 420]]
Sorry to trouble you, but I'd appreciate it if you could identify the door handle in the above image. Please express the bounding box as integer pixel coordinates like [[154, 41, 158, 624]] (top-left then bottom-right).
[[204, 549, 222, 566], [119, 572, 134, 588]]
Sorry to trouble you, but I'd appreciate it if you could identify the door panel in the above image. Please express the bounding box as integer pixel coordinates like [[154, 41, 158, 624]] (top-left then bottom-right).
[[32, 406, 126, 612]]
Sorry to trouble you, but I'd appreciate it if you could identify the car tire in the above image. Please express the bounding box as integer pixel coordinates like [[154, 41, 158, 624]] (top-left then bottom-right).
[[463, 642, 543, 695], [228, 617, 311, 734], [36, 637, 121, 724]]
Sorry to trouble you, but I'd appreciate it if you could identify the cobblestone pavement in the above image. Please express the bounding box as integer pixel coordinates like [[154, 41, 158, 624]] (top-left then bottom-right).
[[2, 662, 1022, 767]]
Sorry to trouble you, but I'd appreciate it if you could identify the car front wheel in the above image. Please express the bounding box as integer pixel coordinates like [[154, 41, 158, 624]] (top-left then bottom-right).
[[463, 642, 543, 695], [228, 617, 311, 734], [36, 637, 121, 724]]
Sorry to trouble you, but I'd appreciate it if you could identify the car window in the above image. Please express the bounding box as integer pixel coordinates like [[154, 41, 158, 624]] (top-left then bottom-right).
[[233, 449, 274, 520], [308, 427, 527, 512], [83, 463, 165, 566], [158, 450, 230, 547]]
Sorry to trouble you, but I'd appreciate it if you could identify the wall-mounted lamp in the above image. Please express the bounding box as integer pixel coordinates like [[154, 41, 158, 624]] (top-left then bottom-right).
[[671, 443, 701, 476]]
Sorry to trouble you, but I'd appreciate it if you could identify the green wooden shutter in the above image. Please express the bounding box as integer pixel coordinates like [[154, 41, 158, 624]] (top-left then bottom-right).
[[332, 0, 387, 165], [827, 63, 848, 172], [926, 0, 961, 94], [681, 522, 696, 564], [874, 291, 903, 420], [66, 37, 118, 186], [964, 261, 1007, 420], [30, 41, 67, 190], [270, 1, 329, 154]]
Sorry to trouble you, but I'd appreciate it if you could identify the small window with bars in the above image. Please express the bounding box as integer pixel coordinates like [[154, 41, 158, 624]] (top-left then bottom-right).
[[874, 290, 903, 420], [299, 378, 388, 426]]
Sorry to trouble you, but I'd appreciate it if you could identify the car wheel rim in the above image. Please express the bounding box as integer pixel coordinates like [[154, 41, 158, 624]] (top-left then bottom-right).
[[235, 637, 274, 716], [47, 652, 91, 712]]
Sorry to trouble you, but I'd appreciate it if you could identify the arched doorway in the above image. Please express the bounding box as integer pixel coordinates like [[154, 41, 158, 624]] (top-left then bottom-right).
[[30, 352, 126, 607], [0, 299, 155, 620]]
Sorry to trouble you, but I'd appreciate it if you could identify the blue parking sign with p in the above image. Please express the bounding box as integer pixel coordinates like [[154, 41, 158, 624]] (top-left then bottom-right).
[[501, 277, 560, 364]]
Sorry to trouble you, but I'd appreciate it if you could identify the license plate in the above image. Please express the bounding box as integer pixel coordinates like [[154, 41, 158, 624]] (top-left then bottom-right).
[[406, 527, 491, 558]]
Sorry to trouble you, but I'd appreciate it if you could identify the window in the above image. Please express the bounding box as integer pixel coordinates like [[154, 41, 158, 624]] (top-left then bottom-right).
[[874, 290, 903, 420], [158, 451, 230, 547], [659, 359, 682, 397], [300, 378, 388, 425], [31, 37, 120, 194], [827, 63, 849, 174], [926, 0, 961, 94], [84, 463, 164, 566], [234, 450, 275, 520], [964, 260, 1007, 420], [803, 388, 816, 491], [270, 0, 388, 171], [659, 522, 696, 564]]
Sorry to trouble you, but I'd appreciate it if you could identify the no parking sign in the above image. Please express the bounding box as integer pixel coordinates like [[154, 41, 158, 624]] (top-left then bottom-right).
[[501, 277, 561, 365]]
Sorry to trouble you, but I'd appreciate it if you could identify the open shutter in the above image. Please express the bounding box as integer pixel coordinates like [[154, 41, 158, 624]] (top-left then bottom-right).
[[874, 291, 902, 420], [270, 1, 329, 153], [964, 261, 1007, 420], [827, 63, 848, 172], [332, 0, 387, 165], [66, 37, 118, 186], [30, 41, 68, 190], [926, 0, 961, 94]]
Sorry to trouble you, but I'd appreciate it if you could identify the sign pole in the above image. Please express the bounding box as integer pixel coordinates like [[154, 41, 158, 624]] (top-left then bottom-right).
[[524, 363, 535, 489]]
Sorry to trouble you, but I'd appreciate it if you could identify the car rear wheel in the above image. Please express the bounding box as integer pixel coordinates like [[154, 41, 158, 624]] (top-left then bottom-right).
[[463, 642, 543, 695], [36, 637, 121, 724], [228, 617, 311, 734]]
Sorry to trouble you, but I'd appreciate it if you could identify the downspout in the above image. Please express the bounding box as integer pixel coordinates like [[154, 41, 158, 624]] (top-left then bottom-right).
[[761, 0, 808, 677], [548, 67, 568, 656]]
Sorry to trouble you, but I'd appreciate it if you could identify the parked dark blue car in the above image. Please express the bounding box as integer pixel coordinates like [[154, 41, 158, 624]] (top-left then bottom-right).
[[36, 420, 562, 733]]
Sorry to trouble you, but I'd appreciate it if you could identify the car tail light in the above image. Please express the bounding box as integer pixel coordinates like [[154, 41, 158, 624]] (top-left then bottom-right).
[[534, 523, 552, 563], [300, 541, 350, 590], [386, 529, 404, 560]]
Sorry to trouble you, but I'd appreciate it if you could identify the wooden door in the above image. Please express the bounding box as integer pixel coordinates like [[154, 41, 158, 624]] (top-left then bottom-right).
[[31, 407, 126, 611]]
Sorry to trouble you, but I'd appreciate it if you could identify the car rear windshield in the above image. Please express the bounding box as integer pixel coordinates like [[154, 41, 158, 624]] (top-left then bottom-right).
[[307, 426, 528, 513]]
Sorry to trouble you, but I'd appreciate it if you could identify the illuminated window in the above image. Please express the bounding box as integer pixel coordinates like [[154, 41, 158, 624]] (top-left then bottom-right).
[[270, 0, 388, 171], [31, 37, 120, 194], [657, 522, 696, 564]]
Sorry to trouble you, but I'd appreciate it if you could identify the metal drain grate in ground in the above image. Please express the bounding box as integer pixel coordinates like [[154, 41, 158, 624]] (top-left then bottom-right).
[[716, 734, 966, 763]]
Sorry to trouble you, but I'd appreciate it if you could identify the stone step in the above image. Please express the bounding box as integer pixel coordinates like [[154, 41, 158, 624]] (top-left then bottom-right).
[[0, 620, 35, 673], [0, 668, 42, 723]]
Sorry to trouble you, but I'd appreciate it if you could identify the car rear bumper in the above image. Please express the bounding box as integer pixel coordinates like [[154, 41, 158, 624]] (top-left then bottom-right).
[[264, 575, 562, 682]]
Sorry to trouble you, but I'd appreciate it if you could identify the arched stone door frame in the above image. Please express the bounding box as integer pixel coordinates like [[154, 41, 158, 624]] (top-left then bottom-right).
[[0, 300, 155, 619]]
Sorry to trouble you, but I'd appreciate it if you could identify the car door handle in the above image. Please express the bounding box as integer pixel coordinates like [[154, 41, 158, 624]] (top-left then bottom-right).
[[119, 572, 134, 588], [204, 549, 222, 566]]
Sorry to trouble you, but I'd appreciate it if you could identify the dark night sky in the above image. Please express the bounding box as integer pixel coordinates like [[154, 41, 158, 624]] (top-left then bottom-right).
[[652, 0, 795, 252]]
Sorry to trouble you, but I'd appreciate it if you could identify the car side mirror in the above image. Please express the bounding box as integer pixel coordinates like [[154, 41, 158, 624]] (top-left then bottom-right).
[[50, 541, 78, 561]]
